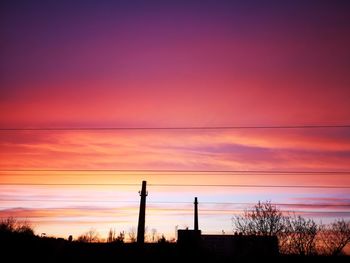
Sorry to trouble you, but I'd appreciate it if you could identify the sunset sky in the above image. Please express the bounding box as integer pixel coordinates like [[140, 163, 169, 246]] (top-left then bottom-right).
[[1, 0, 350, 240]]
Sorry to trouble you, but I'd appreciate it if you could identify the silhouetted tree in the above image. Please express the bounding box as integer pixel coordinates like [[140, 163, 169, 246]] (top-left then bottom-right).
[[77, 228, 100, 243], [144, 226, 150, 242], [115, 231, 125, 243], [232, 202, 350, 256], [232, 201, 287, 236], [0, 217, 16, 233], [151, 228, 158, 242], [16, 220, 34, 236], [107, 228, 116, 243], [279, 216, 318, 255], [319, 219, 350, 256], [77, 234, 89, 242], [157, 234, 168, 244], [0, 217, 34, 236], [128, 227, 136, 243]]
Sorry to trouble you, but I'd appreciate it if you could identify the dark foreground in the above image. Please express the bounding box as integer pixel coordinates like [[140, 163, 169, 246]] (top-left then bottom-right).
[[1, 233, 349, 263]]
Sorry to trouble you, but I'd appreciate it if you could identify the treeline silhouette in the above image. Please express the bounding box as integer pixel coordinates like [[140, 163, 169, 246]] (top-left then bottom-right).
[[1, 202, 349, 263], [232, 201, 350, 256]]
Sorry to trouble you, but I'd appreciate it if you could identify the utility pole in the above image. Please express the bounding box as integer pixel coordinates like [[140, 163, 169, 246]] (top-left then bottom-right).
[[137, 181, 147, 244]]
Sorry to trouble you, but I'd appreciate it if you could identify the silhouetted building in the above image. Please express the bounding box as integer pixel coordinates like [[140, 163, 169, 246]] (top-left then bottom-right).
[[177, 197, 279, 257], [177, 197, 202, 248], [201, 234, 279, 258], [177, 229, 202, 248]]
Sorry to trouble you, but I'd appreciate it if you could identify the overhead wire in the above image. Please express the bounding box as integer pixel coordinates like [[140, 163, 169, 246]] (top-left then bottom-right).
[[1, 169, 350, 173], [0, 183, 349, 188], [1, 124, 350, 131], [0, 199, 349, 208]]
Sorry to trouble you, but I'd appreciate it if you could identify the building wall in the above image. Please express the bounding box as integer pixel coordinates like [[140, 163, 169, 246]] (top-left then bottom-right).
[[202, 234, 279, 257]]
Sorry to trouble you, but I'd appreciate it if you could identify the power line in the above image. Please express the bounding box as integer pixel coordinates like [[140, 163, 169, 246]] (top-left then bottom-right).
[[0, 208, 349, 215], [1, 169, 350, 174], [153, 184, 350, 189], [0, 183, 349, 189], [1, 199, 349, 207], [6, 173, 349, 177], [1, 124, 350, 131]]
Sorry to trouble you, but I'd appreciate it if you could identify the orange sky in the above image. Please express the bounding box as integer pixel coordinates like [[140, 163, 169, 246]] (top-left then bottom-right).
[[1, 129, 349, 239]]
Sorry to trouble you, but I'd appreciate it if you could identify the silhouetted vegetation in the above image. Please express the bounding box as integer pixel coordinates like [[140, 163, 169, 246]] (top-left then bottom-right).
[[127, 226, 136, 242], [157, 234, 168, 244], [77, 228, 100, 243], [0, 217, 34, 236], [318, 219, 350, 256], [233, 201, 287, 236], [107, 228, 125, 243], [232, 201, 350, 256], [1, 208, 349, 262], [280, 215, 318, 255]]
